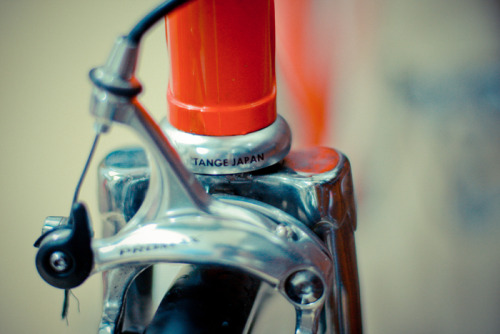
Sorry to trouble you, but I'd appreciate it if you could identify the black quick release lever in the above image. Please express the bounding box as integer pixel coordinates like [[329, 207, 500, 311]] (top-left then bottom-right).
[[35, 202, 93, 289], [34, 133, 99, 291]]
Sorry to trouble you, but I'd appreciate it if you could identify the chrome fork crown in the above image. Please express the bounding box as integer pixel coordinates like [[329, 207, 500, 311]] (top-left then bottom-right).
[[98, 143, 362, 334]]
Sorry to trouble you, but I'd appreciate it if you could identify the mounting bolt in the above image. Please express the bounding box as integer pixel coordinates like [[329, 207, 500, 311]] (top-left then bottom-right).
[[49, 251, 71, 273], [285, 270, 324, 305], [275, 224, 297, 240]]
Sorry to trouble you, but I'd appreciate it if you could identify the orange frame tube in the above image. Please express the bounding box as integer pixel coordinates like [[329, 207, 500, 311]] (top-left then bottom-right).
[[166, 0, 276, 136]]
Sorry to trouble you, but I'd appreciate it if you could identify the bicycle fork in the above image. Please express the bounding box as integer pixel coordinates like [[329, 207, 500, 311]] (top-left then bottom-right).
[[98, 144, 362, 333], [34, 1, 362, 333]]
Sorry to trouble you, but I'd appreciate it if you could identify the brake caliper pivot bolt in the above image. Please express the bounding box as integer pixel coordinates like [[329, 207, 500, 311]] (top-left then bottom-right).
[[285, 270, 324, 305]]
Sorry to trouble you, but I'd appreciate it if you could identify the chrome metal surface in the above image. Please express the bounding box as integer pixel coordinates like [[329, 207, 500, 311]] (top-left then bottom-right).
[[97, 147, 154, 333], [98, 147, 149, 237], [91, 197, 333, 292], [285, 270, 324, 305], [32, 30, 362, 334], [49, 251, 70, 272], [315, 221, 362, 334], [92, 202, 331, 334], [89, 36, 141, 134], [98, 146, 362, 334], [161, 115, 291, 174], [42, 216, 68, 234], [98, 266, 149, 334], [201, 149, 361, 334], [87, 59, 334, 332]]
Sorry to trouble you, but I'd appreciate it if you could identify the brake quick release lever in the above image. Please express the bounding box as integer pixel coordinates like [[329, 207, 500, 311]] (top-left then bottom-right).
[[35, 203, 93, 290], [33, 0, 194, 316], [34, 0, 201, 276]]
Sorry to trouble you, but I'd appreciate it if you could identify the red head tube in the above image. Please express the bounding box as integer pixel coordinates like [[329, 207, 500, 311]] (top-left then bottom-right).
[[166, 0, 276, 136]]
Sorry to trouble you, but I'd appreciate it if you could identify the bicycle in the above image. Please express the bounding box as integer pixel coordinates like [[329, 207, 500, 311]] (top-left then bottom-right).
[[34, 1, 362, 333]]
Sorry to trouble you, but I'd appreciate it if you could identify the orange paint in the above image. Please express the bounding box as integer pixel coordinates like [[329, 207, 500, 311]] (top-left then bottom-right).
[[275, 1, 337, 146], [166, 0, 276, 136]]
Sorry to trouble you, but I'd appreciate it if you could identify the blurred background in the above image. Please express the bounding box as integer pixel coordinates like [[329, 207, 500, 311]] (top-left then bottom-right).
[[1, 0, 499, 333]]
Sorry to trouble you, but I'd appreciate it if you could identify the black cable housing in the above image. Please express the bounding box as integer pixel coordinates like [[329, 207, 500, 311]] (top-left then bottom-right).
[[127, 0, 191, 45]]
